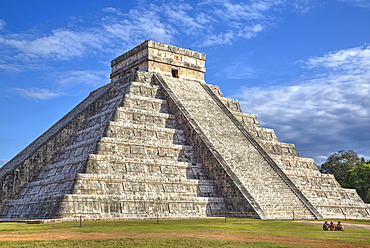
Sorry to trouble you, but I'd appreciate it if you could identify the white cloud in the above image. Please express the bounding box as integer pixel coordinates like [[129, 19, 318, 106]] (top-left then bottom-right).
[[0, 53, 51, 72], [236, 45, 370, 164], [127, 6, 175, 44], [221, 2, 264, 20], [103, 5, 175, 46], [162, 4, 206, 35], [0, 0, 312, 65], [53, 70, 110, 87], [201, 0, 284, 20], [0, 0, 297, 64], [8, 70, 109, 100], [217, 61, 257, 79], [195, 12, 213, 25], [202, 31, 235, 46], [0, 29, 105, 60], [0, 19, 6, 30], [12, 88, 62, 99], [289, 0, 315, 13], [304, 45, 370, 73], [338, 0, 370, 8], [102, 7, 123, 15], [238, 24, 264, 38]]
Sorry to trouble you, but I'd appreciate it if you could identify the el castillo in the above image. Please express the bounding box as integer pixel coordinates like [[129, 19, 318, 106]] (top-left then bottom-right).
[[0, 40, 369, 221]]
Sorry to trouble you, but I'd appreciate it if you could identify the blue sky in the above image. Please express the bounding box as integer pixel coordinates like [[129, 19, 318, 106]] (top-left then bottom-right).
[[1, 0, 369, 167]]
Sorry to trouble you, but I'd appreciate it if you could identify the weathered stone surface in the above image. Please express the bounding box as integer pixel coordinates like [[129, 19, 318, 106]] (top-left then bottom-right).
[[0, 40, 369, 220]]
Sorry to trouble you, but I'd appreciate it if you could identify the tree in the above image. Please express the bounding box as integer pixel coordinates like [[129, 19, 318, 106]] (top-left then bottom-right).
[[341, 162, 370, 203], [320, 150, 361, 181], [321, 150, 370, 203]]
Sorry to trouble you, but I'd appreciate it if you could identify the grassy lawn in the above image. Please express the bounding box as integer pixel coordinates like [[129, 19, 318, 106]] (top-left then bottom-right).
[[0, 218, 369, 247]]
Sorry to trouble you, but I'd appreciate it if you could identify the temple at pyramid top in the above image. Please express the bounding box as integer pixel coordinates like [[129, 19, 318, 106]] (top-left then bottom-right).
[[110, 40, 206, 81]]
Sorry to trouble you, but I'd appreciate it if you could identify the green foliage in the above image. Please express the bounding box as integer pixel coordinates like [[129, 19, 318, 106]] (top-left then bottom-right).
[[340, 162, 370, 203], [321, 150, 370, 203], [320, 150, 361, 181]]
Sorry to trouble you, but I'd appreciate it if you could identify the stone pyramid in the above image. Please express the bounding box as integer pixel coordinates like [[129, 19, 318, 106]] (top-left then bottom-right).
[[0, 40, 369, 220]]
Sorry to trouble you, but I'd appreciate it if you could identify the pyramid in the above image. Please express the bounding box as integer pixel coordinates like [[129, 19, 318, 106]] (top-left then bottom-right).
[[0, 40, 369, 220]]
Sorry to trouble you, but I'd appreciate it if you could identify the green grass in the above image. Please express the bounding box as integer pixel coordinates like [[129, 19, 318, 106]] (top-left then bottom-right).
[[0, 218, 369, 247], [0, 239, 310, 248]]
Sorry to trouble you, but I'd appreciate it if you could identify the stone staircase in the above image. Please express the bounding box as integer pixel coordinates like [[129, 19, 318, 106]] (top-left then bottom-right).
[[158, 74, 319, 219]]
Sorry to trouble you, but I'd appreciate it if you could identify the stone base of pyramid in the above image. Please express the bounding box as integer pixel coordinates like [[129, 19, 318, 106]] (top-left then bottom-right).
[[0, 41, 369, 220]]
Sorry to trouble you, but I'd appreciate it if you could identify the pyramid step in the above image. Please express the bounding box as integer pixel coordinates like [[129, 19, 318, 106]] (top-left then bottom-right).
[[64, 194, 226, 204], [5, 194, 227, 207], [93, 152, 196, 164], [18, 172, 221, 204], [128, 81, 161, 99], [72, 122, 108, 142], [86, 161, 207, 179], [89, 154, 202, 168], [106, 122, 186, 145], [2, 194, 226, 219], [29, 172, 77, 187], [73, 184, 218, 198], [100, 134, 182, 147], [39, 154, 88, 175], [75, 172, 214, 185], [56, 137, 100, 159], [123, 94, 169, 113], [16, 181, 75, 202], [114, 107, 177, 128], [100, 94, 125, 109], [107, 121, 184, 135], [85, 110, 116, 129], [110, 81, 131, 96], [96, 137, 196, 162], [87, 155, 207, 179], [219, 97, 242, 112], [98, 137, 192, 149]]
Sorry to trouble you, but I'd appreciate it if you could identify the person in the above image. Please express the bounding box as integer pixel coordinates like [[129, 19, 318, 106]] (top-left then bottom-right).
[[323, 221, 329, 230], [336, 221, 344, 231], [329, 221, 336, 231]]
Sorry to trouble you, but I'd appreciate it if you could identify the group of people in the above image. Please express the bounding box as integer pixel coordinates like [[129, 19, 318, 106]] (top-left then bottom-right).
[[323, 221, 344, 231]]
